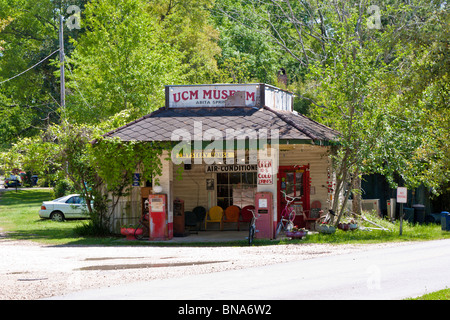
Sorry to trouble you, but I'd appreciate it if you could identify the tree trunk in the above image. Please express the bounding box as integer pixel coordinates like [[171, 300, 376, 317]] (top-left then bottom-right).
[[352, 175, 362, 215]]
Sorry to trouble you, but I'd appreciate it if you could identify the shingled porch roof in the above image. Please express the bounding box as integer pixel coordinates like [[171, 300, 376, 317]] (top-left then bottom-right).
[[102, 106, 339, 144]]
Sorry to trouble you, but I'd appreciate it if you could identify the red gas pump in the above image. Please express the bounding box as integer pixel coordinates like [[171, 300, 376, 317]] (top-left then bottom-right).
[[148, 194, 172, 240], [254, 192, 274, 239]]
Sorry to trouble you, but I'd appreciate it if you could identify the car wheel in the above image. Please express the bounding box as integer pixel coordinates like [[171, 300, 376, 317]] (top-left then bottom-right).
[[51, 211, 65, 222]]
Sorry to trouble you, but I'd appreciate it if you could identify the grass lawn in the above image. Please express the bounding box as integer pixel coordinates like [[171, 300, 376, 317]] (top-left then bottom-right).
[[406, 288, 450, 300], [299, 221, 450, 244], [0, 188, 117, 245]]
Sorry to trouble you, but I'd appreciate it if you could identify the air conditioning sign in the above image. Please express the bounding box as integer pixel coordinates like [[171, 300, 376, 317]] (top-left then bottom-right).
[[205, 164, 257, 173], [167, 84, 259, 108]]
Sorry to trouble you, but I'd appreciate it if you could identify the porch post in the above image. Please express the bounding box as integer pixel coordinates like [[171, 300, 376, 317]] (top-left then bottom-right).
[[257, 144, 279, 232]]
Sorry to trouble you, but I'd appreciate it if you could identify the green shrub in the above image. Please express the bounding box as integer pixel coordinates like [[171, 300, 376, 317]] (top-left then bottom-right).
[[74, 219, 111, 237], [53, 179, 74, 198]]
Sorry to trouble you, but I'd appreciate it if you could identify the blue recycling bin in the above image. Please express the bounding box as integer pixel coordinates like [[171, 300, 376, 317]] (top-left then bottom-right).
[[441, 212, 450, 231]]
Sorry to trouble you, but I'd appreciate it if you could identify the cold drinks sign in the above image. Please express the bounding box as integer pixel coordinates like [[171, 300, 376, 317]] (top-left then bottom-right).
[[258, 160, 273, 185], [166, 84, 259, 108]]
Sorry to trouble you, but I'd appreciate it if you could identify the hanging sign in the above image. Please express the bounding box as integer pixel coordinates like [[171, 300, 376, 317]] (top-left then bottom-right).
[[397, 187, 407, 204], [176, 151, 234, 159], [257, 160, 273, 185], [167, 84, 259, 108], [205, 164, 257, 173], [132, 173, 140, 187]]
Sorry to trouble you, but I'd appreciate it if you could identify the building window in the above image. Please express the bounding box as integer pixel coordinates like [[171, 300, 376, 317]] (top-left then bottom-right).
[[216, 172, 257, 209]]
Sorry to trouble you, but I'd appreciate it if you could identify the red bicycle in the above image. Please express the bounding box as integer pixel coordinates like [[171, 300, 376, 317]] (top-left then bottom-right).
[[275, 191, 301, 238]]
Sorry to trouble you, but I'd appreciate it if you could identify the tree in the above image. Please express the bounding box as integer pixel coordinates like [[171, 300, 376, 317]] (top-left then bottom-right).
[[0, 0, 88, 147], [391, 4, 449, 194], [211, 4, 283, 84], [65, 0, 186, 124], [1, 117, 170, 232], [1, 0, 218, 234], [307, 1, 449, 220], [218, 0, 449, 222], [148, 0, 222, 84]]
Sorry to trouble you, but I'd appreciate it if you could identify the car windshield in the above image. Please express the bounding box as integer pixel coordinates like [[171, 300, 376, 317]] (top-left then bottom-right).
[[52, 194, 88, 204], [54, 196, 72, 202]]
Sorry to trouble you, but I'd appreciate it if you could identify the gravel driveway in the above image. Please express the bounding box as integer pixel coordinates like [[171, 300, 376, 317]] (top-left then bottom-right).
[[0, 228, 407, 300]]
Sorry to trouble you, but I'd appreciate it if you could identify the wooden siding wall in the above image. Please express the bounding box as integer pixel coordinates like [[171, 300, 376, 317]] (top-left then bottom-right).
[[173, 163, 214, 212]]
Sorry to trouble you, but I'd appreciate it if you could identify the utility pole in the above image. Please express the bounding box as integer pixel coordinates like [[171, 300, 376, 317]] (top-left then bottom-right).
[[59, 14, 65, 112]]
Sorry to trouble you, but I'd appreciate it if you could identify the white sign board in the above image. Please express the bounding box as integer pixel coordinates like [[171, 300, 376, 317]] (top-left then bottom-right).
[[258, 198, 268, 208], [397, 187, 407, 204]]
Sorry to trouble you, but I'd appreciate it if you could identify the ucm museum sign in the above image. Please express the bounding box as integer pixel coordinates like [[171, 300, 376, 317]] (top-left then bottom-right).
[[166, 84, 260, 108], [165, 84, 294, 111]]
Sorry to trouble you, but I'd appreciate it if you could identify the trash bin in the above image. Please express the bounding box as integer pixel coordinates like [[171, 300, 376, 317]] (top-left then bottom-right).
[[413, 204, 425, 224], [441, 211, 450, 231], [403, 208, 414, 223]]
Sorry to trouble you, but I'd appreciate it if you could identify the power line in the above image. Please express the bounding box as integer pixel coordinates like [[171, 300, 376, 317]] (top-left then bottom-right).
[[65, 62, 92, 110], [0, 49, 60, 86]]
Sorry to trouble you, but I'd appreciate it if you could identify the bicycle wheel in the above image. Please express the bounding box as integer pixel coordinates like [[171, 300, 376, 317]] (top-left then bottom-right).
[[275, 221, 283, 238], [134, 222, 145, 240], [248, 225, 255, 245]]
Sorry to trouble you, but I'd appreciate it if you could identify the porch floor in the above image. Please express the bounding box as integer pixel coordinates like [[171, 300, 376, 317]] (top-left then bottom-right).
[[168, 230, 251, 243], [136, 229, 313, 243]]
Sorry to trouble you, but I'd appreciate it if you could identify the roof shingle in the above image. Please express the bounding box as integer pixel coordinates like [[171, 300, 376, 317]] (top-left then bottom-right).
[[102, 106, 339, 143]]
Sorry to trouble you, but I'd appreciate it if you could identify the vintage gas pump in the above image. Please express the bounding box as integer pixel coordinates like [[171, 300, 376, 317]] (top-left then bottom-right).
[[148, 194, 172, 240], [254, 192, 274, 239]]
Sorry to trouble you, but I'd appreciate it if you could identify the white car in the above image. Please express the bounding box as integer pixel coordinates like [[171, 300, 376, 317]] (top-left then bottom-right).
[[39, 194, 92, 221]]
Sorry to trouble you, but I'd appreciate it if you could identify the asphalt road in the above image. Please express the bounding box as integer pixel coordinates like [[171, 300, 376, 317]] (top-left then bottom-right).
[[52, 239, 450, 300]]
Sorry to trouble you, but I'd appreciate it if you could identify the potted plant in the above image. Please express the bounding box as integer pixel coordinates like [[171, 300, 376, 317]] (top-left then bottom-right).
[[317, 222, 336, 234], [338, 222, 350, 231], [349, 218, 358, 231], [120, 224, 143, 240], [286, 226, 308, 239]]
